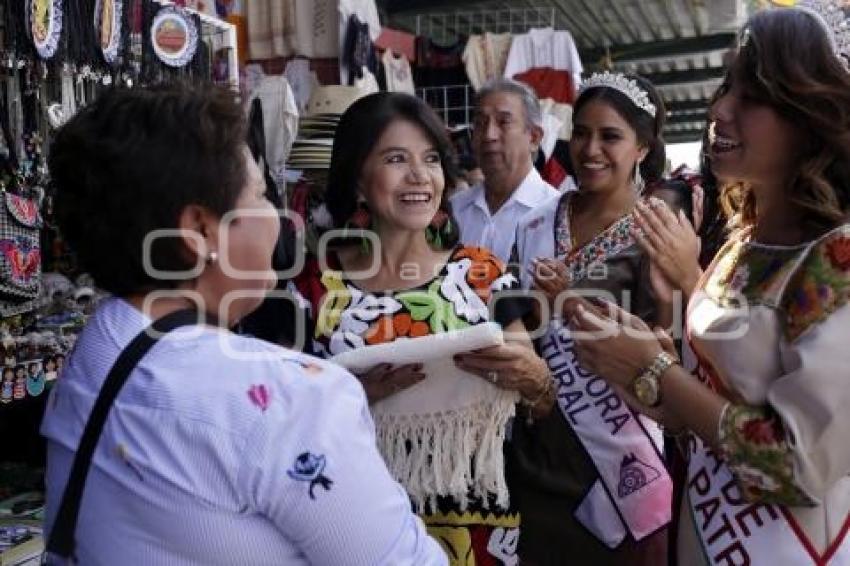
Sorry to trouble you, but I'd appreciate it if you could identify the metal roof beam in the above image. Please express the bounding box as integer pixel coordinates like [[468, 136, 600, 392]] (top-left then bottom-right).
[[581, 32, 736, 66], [550, 0, 598, 47], [604, 0, 640, 44], [574, 0, 620, 48], [666, 99, 711, 111], [659, 0, 683, 39], [664, 130, 707, 143], [644, 66, 725, 86], [666, 111, 708, 124]]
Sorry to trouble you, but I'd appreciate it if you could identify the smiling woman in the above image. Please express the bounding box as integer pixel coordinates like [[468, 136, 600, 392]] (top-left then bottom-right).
[[297, 92, 553, 565], [508, 72, 676, 565]]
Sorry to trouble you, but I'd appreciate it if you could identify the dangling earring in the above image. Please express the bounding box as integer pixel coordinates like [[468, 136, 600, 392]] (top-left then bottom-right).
[[633, 161, 645, 195]]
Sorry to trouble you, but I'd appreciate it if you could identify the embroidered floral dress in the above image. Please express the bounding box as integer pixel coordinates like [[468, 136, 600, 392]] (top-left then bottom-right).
[[296, 245, 528, 566], [681, 223, 850, 564], [508, 191, 668, 565]]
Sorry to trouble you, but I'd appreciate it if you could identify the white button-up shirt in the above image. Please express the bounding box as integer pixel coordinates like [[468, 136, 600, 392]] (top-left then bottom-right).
[[450, 167, 559, 263]]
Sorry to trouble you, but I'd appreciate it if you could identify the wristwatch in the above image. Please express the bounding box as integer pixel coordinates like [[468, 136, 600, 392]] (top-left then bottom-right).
[[632, 351, 677, 407]]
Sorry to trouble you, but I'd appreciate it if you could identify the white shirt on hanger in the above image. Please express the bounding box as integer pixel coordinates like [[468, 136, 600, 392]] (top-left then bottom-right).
[[502, 27, 583, 89], [381, 50, 415, 95]]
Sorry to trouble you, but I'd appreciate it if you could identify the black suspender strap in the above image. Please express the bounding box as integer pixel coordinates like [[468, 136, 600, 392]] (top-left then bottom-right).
[[46, 308, 203, 561]]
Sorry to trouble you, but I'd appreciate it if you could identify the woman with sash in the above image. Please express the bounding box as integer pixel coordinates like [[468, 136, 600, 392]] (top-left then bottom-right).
[[508, 72, 675, 564], [568, 3, 850, 564], [294, 92, 554, 565]]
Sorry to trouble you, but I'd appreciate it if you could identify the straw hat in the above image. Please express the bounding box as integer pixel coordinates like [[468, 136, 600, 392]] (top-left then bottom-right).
[[304, 85, 370, 117]]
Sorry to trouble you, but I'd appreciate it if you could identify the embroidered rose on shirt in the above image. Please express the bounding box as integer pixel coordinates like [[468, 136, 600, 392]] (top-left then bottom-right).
[[287, 452, 333, 499]]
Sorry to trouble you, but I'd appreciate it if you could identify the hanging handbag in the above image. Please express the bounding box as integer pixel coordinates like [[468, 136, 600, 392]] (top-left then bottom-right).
[[0, 189, 42, 316], [43, 308, 203, 564]]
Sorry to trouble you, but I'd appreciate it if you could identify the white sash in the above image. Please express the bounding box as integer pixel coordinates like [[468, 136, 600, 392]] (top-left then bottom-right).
[[539, 320, 672, 547], [683, 357, 850, 565], [685, 432, 850, 565]]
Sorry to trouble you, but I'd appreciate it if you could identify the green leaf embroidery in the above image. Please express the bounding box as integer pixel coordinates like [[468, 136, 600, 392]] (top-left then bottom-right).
[[397, 291, 437, 321]]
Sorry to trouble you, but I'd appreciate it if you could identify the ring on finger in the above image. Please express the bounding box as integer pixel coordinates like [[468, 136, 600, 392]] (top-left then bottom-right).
[[487, 370, 500, 384]]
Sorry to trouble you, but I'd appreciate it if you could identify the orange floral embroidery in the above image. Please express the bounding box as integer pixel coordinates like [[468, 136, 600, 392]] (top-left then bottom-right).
[[454, 247, 505, 296], [365, 316, 395, 345], [365, 313, 430, 345], [825, 236, 850, 271]]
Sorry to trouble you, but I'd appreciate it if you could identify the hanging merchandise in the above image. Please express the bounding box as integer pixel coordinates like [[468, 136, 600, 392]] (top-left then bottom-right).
[[150, 5, 199, 67], [94, 0, 123, 65], [28, 0, 64, 60]]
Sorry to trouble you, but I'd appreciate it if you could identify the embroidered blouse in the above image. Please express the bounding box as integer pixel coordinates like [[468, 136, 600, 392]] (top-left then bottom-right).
[[295, 245, 530, 566], [303, 246, 524, 357], [687, 223, 850, 551]]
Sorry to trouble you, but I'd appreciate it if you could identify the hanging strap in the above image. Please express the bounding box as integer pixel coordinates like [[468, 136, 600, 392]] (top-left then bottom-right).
[[46, 308, 205, 561]]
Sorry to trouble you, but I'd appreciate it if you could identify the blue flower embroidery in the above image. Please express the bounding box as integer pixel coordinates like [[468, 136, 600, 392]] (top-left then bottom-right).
[[287, 452, 333, 499]]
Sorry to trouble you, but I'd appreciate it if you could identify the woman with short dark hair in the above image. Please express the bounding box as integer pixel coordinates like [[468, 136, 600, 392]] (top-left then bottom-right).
[[41, 84, 447, 565]]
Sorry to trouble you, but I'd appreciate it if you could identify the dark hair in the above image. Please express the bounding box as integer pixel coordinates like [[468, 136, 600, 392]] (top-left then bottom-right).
[[718, 9, 850, 235], [647, 178, 694, 223], [325, 92, 459, 249], [573, 74, 667, 183], [49, 83, 248, 296]]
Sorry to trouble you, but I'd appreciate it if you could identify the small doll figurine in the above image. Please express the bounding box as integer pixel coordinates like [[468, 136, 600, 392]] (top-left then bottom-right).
[[13, 365, 26, 400], [26, 360, 45, 397], [1, 367, 13, 403], [3, 342, 16, 367], [44, 357, 57, 381]]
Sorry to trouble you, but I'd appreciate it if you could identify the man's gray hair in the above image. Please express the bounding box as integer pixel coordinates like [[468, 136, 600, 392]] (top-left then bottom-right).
[[475, 78, 543, 129]]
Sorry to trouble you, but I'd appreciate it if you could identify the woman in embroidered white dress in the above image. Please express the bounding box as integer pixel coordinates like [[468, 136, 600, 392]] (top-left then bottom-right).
[[508, 73, 676, 564], [568, 5, 850, 564], [294, 92, 554, 565]]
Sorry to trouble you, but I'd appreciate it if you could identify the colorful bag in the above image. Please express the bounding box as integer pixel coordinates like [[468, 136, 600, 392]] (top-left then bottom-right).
[[0, 191, 42, 316]]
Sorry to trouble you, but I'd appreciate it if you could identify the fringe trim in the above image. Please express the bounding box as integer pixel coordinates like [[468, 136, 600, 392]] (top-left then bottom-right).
[[373, 392, 516, 513]]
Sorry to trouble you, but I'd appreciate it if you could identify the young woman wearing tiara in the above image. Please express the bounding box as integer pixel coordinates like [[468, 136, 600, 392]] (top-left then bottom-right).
[[508, 71, 677, 564], [569, 2, 850, 563]]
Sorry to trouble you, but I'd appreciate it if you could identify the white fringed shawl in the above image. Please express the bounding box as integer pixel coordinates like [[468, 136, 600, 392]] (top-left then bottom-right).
[[332, 323, 518, 511]]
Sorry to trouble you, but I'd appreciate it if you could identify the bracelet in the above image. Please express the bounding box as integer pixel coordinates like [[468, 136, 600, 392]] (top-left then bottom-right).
[[521, 374, 554, 409]]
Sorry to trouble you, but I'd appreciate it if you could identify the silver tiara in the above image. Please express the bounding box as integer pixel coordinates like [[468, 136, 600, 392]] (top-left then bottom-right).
[[794, 0, 850, 71], [579, 72, 657, 118]]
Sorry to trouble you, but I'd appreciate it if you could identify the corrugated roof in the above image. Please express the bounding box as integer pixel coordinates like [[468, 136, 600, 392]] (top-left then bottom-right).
[[380, 0, 752, 142]]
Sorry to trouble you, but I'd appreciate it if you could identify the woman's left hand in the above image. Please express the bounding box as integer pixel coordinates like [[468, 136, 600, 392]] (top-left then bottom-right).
[[565, 299, 662, 389], [454, 342, 549, 399]]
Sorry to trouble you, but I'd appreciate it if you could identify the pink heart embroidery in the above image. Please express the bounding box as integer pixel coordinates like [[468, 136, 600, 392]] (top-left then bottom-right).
[[247, 384, 271, 412]]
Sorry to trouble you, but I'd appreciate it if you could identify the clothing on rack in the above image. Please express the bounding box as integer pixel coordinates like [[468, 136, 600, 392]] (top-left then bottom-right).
[[380, 50, 415, 95], [414, 37, 471, 126], [338, 0, 382, 84], [283, 58, 320, 114], [247, 75, 299, 184], [462, 32, 512, 90], [502, 27, 583, 93], [514, 67, 576, 105], [246, 0, 338, 60], [343, 15, 378, 85], [376, 27, 417, 63]]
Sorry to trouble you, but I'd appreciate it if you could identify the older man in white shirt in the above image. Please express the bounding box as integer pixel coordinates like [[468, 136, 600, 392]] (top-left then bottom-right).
[[451, 79, 559, 263]]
